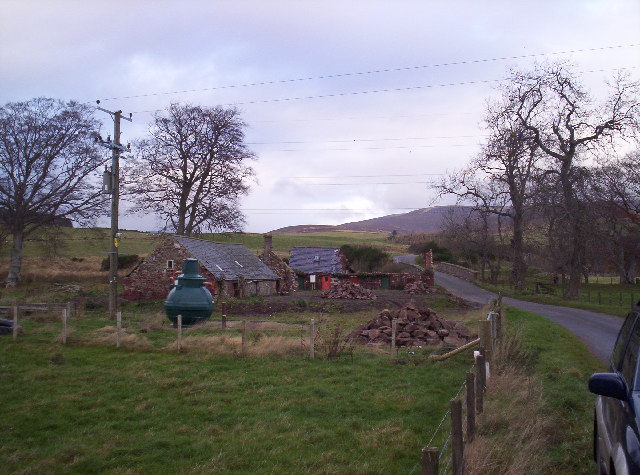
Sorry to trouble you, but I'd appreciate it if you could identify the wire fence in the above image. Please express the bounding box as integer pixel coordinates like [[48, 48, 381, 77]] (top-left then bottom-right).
[[409, 296, 503, 475], [2, 303, 329, 358]]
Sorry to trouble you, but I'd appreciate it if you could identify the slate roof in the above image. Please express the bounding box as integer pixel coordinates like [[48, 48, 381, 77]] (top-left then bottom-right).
[[173, 236, 279, 281], [289, 247, 344, 274]]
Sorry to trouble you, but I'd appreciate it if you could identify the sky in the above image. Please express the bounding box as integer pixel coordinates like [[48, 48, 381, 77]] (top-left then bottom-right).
[[1, 0, 639, 233]]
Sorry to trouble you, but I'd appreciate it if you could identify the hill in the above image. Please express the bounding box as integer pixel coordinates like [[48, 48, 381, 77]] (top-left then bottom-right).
[[271, 206, 476, 234]]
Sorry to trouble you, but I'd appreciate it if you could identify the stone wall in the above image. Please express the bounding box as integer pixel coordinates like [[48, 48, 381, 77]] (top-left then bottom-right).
[[258, 249, 298, 294], [435, 262, 478, 281]]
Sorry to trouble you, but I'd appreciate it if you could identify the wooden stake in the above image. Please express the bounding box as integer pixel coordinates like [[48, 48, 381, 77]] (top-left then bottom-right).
[[450, 398, 464, 475], [429, 338, 480, 361], [221, 302, 227, 329], [310, 318, 315, 359], [177, 314, 182, 352], [476, 352, 485, 415], [67, 301, 73, 319], [466, 371, 476, 442], [391, 318, 397, 362], [421, 446, 439, 475], [12, 304, 18, 340], [479, 319, 491, 352], [62, 308, 68, 344], [116, 311, 122, 348], [241, 320, 247, 356]]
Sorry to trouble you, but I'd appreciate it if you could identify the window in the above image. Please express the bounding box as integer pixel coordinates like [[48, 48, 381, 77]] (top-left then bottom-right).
[[612, 312, 638, 370], [166, 260, 174, 270]]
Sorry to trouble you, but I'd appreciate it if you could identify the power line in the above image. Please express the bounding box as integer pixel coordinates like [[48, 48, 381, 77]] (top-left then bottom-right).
[[129, 64, 638, 114], [246, 134, 486, 145], [286, 173, 442, 178], [99, 43, 640, 103]]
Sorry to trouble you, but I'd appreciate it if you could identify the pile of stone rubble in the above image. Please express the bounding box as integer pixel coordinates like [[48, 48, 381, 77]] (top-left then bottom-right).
[[322, 281, 377, 300], [348, 301, 473, 347]]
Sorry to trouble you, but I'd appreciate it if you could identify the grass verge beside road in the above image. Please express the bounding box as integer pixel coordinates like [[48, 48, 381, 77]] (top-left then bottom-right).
[[467, 306, 603, 474]]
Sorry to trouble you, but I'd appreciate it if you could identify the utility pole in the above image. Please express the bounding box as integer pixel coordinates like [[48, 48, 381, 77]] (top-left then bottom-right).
[[96, 101, 132, 320]]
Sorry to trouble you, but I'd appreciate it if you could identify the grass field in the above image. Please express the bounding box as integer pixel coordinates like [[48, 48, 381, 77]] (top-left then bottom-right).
[[0, 227, 406, 261], [1, 323, 471, 474]]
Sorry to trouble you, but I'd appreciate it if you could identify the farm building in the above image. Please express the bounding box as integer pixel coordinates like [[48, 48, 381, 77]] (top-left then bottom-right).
[[288, 247, 350, 290], [123, 235, 280, 301]]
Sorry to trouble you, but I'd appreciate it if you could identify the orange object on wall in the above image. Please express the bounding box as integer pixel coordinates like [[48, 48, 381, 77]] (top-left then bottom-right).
[[320, 275, 332, 290]]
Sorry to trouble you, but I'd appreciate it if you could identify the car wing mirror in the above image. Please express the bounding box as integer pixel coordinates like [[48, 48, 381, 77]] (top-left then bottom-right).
[[589, 373, 628, 401]]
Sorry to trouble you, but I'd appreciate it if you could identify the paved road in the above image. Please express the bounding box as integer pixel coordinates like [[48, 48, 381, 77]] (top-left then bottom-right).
[[435, 271, 624, 365]]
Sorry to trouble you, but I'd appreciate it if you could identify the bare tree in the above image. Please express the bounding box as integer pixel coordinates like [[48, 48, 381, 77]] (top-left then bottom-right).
[[125, 103, 255, 235], [0, 98, 107, 287], [436, 116, 539, 290], [592, 150, 640, 283], [501, 62, 639, 298]]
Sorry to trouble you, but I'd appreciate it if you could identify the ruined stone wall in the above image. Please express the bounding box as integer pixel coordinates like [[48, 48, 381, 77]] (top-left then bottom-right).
[[123, 238, 192, 301], [435, 262, 477, 281], [258, 250, 297, 294]]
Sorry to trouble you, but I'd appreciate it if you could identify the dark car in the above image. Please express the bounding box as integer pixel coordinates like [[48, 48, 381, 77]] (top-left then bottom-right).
[[589, 304, 640, 475]]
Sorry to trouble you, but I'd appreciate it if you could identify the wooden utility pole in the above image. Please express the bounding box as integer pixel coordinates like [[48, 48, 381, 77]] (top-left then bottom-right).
[[96, 103, 132, 320]]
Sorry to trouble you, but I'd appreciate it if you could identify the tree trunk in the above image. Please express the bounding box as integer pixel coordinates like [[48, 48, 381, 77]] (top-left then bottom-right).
[[510, 214, 527, 292], [6, 230, 24, 287]]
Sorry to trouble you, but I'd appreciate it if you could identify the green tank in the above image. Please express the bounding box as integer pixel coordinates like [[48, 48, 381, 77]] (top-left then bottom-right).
[[165, 258, 214, 327]]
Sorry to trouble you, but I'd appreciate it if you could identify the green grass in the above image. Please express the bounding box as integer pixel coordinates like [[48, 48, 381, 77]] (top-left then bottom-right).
[[502, 306, 603, 473], [0, 332, 470, 473], [480, 280, 637, 317], [0, 227, 406, 260]]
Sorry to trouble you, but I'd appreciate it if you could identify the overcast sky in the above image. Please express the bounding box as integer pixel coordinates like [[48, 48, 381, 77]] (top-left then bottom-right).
[[1, 0, 639, 233]]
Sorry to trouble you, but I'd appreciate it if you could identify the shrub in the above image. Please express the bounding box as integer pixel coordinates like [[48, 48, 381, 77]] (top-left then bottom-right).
[[340, 244, 390, 272], [100, 254, 140, 271]]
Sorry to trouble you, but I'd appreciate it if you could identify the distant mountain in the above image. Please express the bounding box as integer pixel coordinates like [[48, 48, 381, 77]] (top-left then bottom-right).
[[270, 206, 477, 234]]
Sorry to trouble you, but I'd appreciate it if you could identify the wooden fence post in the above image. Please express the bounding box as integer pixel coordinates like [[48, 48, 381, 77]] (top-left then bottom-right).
[[12, 304, 18, 340], [310, 318, 315, 359], [451, 398, 464, 475], [476, 352, 485, 415], [466, 371, 476, 442], [421, 446, 439, 475], [241, 320, 247, 356], [177, 314, 182, 352], [62, 308, 68, 344], [67, 301, 73, 319], [116, 311, 122, 348], [391, 318, 397, 362], [221, 302, 227, 329]]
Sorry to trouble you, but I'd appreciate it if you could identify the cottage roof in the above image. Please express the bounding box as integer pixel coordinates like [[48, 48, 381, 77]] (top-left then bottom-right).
[[289, 247, 344, 274], [173, 236, 279, 281]]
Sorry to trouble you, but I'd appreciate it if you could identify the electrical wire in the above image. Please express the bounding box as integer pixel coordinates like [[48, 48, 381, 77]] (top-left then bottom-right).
[[128, 64, 638, 114], [98, 43, 640, 103]]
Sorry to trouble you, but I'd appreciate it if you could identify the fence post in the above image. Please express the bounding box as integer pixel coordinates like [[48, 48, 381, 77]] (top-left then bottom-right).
[[62, 308, 68, 344], [451, 398, 464, 475], [12, 304, 18, 340], [421, 446, 439, 475], [67, 301, 73, 319], [310, 318, 315, 359], [241, 320, 247, 356], [475, 352, 485, 415], [221, 302, 227, 329], [177, 314, 183, 352], [479, 319, 492, 363], [391, 318, 397, 362], [466, 371, 476, 442], [116, 311, 122, 348]]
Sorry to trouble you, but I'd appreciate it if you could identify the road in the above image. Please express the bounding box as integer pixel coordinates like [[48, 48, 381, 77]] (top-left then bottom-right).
[[435, 270, 624, 365]]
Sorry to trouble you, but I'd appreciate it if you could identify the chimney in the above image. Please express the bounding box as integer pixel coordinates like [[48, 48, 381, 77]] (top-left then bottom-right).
[[263, 234, 273, 253]]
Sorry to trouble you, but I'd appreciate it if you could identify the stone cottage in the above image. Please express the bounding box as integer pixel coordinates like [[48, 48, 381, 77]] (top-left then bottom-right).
[[123, 235, 280, 301]]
